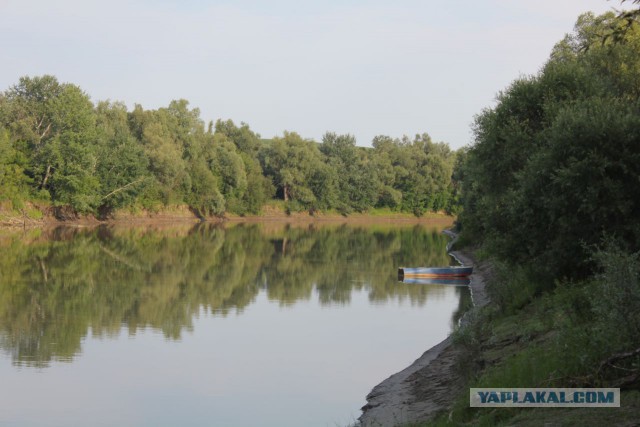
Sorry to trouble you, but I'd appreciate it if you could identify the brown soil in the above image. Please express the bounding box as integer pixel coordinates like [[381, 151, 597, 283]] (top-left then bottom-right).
[[0, 203, 454, 228], [225, 204, 455, 225]]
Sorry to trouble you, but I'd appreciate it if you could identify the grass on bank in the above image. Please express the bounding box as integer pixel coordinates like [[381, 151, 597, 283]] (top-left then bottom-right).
[[418, 241, 640, 426]]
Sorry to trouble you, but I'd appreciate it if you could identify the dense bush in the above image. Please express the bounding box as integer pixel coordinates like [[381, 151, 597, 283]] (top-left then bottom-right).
[[459, 12, 640, 280], [454, 10, 640, 399]]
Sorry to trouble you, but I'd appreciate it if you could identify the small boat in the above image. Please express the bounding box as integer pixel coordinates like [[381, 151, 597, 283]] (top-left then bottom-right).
[[398, 266, 473, 280], [400, 277, 469, 286]]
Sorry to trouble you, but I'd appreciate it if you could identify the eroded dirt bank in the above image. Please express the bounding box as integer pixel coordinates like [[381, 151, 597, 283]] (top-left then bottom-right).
[[0, 204, 454, 228]]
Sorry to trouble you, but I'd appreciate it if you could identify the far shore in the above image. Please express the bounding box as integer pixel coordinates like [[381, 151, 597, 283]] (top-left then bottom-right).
[[0, 203, 455, 229]]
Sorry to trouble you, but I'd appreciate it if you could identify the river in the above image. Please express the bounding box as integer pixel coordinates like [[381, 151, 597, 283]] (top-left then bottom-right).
[[0, 222, 469, 427]]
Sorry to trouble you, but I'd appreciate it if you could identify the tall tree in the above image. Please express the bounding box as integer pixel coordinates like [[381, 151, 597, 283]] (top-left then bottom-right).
[[371, 133, 455, 215], [321, 132, 378, 213], [213, 119, 273, 214], [459, 11, 640, 278], [129, 104, 191, 205], [3, 76, 100, 211], [214, 119, 261, 156], [0, 126, 31, 206], [94, 101, 149, 211], [260, 131, 323, 207]]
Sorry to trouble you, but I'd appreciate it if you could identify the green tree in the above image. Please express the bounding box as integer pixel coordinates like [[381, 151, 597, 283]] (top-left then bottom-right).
[[371, 133, 455, 216], [260, 131, 323, 208], [0, 126, 31, 206], [210, 134, 247, 207], [213, 119, 274, 214], [321, 132, 378, 213], [371, 136, 401, 209], [2, 75, 65, 199], [460, 11, 640, 279], [214, 119, 261, 156], [129, 104, 191, 205], [235, 151, 275, 214], [3, 76, 100, 212], [94, 101, 149, 211]]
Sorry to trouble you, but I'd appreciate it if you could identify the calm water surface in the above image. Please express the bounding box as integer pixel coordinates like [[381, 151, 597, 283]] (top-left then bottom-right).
[[0, 223, 470, 427]]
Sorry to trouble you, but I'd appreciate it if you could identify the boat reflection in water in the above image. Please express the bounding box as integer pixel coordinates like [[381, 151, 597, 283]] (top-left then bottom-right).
[[399, 276, 470, 286], [397, 265, 472, 286]]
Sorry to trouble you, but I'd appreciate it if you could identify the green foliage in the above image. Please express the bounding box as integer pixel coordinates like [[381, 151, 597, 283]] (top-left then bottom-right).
[[214, 119, 262, 155], [435, 11, 640, 427], [186, 158, 225, 216], [372, 133, 457, 215], [487, 262, 550, 315], [94, 101, 150, 211], [453, 242, 640, 408], [212, 120, 273, 214], [459, 11, 640, 279], [133, 105, 192, 204], [584, 239, 640, 360], [2, 76, 99, 212], [260, 131, 324, 208], [0, 126, 31, 207], [0, 75, 457, 218], [306, 161, 339, 211], [225, 152, 272, 215], [3, 75, 63, 150], [444, 251, 640, 424], [212, 135, 248, 199]]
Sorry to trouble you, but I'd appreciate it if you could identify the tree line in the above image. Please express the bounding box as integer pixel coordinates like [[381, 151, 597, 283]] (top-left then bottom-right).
[[0, 77, 460, 217]]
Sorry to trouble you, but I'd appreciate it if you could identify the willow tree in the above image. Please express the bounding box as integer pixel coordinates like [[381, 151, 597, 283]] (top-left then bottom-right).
[[259, 131, 324, 208], [321, 132, 378, 213]]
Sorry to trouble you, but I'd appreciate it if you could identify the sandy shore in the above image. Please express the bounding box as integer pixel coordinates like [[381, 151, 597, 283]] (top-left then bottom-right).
[[359, 231, 490, 426]]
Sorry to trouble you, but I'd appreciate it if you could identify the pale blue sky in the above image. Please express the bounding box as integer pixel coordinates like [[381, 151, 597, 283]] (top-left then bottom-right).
[[0, 0, 622, 148]]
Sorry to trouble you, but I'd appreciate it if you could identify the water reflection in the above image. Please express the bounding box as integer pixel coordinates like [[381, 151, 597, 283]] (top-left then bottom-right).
[[399, 277, 470, 285], [0, 222, 463, 367]]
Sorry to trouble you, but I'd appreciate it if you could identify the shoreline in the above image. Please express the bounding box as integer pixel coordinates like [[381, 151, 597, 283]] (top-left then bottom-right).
[[359, 231, 490, 426], [0, 204, 455, 229]]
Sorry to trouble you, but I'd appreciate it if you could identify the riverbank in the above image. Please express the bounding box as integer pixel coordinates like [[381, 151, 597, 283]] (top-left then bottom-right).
[[0, 202, 454, 228], [358, 230, 640, 426], [358, 232, 491, 426]]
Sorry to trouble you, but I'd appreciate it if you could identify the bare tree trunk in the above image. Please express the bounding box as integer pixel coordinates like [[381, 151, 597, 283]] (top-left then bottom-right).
[[38, 122, 51, 144], [102, 177, 146, 200], [40, 164, 52, 189]]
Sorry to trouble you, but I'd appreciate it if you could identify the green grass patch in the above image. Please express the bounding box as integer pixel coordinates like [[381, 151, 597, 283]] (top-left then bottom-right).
[[25, 207, 43, 219], [427, 246, 640, 426], [428, 391, 640, 427], [366, 207, 402, 216]]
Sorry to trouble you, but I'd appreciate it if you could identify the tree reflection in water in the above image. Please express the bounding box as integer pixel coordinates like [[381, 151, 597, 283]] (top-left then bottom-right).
[[0, 222, 467, 367]]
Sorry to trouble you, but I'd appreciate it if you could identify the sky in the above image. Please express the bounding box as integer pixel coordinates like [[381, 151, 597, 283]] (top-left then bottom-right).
[[0, 0, 624, 148]]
